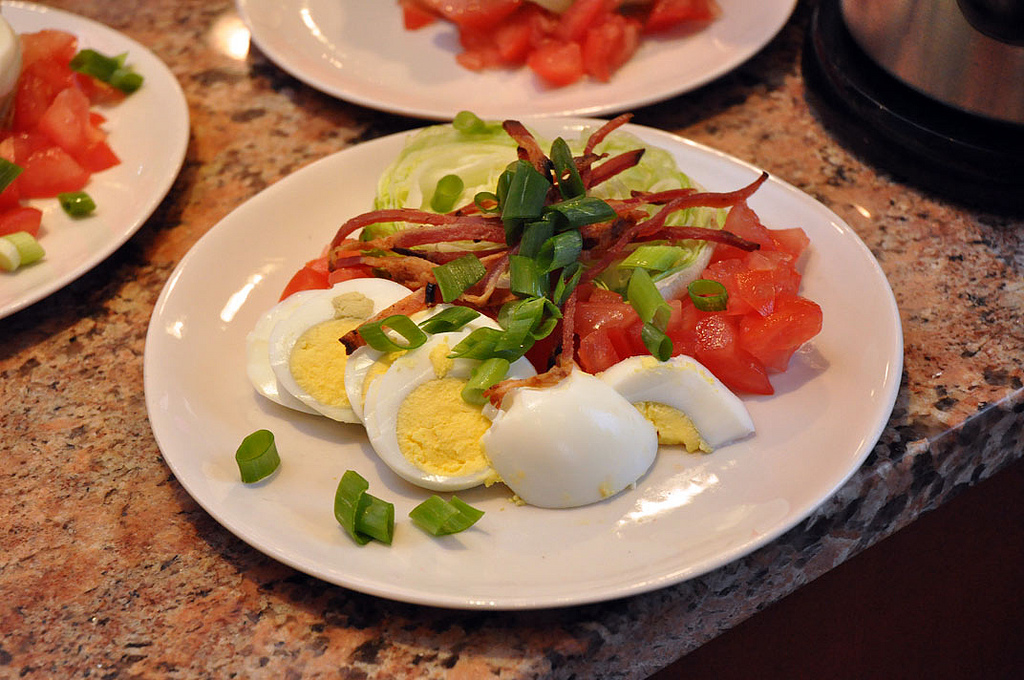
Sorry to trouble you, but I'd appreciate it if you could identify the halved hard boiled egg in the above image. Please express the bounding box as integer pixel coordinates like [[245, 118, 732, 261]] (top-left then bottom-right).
[[599, 355, 754, 451], [361, 315, 537, 491], [481, 370, 659, 508], [0, 15, 20, 121], [246, 277, 411, 421]]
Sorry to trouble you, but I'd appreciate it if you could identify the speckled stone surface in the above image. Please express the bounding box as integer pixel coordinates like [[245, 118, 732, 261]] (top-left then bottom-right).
[[1, 1, 1022, 678]]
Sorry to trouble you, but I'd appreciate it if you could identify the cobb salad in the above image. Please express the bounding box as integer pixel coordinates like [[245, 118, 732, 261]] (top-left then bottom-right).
[[244, 112, 821, 540], [399, 0, 721, 87]]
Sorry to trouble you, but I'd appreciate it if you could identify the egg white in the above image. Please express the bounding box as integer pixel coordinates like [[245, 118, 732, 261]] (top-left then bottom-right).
[[361, 316, 537, 491], [599, 354, 754, 449], [255, 277, 411, 421], [481, 370, 659, 509]]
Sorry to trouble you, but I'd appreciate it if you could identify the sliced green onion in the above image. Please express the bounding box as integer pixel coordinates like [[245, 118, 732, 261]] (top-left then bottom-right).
[[627, 268, 672, 331], [355, 493, 395, 545], [434, 254, 486, 302], [452, 110, 487, 134], [688, 279, 729, 311], [536, 230, 582, 273], [519, 217, 555, 259], [0, 158, 23, 193], [619, 244, 682, 272], [418, 305, 480, 333], [501, 160, 550, 244], [474, 191, 501, 214], [509, 254, 549, 298], [70, 49, 144, 94], [358, 314, 428, 352], [58, 191, 96, 218], [333, 470, 395, 545], [409, 495, 485, 536], [234, 429, 281, 483], [430, 174, 464, 213], [552, 262, 583, 306], [544, 195, 616, 231], [462, 357, 510, 405], [640, 322, 673, 361], [0, 232, 45, 272], [448, 327, 503, 360], [550, 137, 585, 199]]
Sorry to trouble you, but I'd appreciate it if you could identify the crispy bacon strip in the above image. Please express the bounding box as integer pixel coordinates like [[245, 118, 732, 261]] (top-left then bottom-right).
[[329, 208, 465, 254], [631, 171, 769, 208], [460, 251, 511, 307], [587, 148, 645, 189], [339, 289, 431, 353], [584, 113, 632, 155], [362, 219, 506, 251], [503, 120, 549, 174], [646, 226, 760, 251]]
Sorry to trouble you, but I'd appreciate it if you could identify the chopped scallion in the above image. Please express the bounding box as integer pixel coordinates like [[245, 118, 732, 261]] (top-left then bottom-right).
[[461, 357, 510, 405], [234, 429, 281, 483], [688, 279, 729, 311], [508, 254, 548, 298], [552, 262, 583, 306], [358, 314, 428, 352], [0, 158, 23, 193], [418, 305, 480, 334], [536, 230, 582, 273], [70, 49, 144, 94], [58, 191, 96, 218], [433, 254, 486, 302], [0, 232, 45, 272], [448, 327, 503, 360], [543, 195, 616, 230], [409, 495, 485, 536], [452, 110, 488, 134], [334, 470, 395, 545], [619, 244, 682, 272], [640, 322, 673, 361], [550, 137, 585, 199], [430, 173, 464, 213], [627, 268, 672, 331], [518, 217, 555, 259]]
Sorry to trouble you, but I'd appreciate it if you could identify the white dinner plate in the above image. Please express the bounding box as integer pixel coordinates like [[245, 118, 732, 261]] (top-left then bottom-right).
[[144, 118, 902, 610], [0, 1, 189, 320], [235, 0, 797, 120]]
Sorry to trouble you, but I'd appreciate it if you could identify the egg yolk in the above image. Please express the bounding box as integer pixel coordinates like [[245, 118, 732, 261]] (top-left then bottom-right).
[[634, 401, 711, 453], [396, 377, 492, 477], [290, 318, 361, 409]]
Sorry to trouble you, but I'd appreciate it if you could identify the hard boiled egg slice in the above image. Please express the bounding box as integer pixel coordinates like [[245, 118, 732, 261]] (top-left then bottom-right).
[[263, 278, 411, 422], [361, 322, 537, 491], [481, 370, 659, 509], [599, 355, 754, 451]]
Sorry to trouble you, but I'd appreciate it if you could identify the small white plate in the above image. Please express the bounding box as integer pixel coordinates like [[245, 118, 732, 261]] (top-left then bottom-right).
[[0, 1, 189, 320], [144, 118, 902, 610], [235, 0, 797, 120]]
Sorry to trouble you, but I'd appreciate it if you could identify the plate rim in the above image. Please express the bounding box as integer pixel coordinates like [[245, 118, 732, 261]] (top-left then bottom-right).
[[145, 117, 903, 610]]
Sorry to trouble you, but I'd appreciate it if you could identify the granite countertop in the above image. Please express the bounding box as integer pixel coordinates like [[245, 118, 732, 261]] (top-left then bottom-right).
[[2, 0, 1022, 677]]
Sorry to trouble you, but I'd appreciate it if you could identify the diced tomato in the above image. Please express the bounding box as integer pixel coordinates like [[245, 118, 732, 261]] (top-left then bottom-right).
[[769, 227, 810, 260], [18, 147, 89, 198], [734, 267, 777, 317], [578, 327, 622, 373], [19, 30, 78, 69], [0, 207, 43, 238], [527, 41, 584, 87], [279, 265, 331, 301], [574, 298, 639, 337], [12, 60, 74, 132], [740, 294, 823, 372], [400, 0, 437, 30], [581, 13, 641, 82], [644, 0, 720, 34], [72, 72, 126, 106], [697, 342, 773, 394], [36, 88, 106, 157], [74, 140, 119, 172], [556, 0, 612, 43]]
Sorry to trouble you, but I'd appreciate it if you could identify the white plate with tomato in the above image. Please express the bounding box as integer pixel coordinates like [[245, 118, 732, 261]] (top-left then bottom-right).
[[235, 0, 798, 120], [0, 2, 189, 320], [144, 117, 902, 610]]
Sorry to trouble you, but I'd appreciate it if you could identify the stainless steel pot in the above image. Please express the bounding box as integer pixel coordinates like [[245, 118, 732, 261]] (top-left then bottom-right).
[[840, 0, 1024, 123]]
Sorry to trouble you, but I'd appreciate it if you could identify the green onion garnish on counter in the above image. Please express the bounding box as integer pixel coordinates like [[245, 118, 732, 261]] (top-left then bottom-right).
[[58, 191, 96, 218], [688, 278, 729, 311], [409, 495, 484, 536], [334, 470, 395, 545], [234, 429, 281, 483]]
